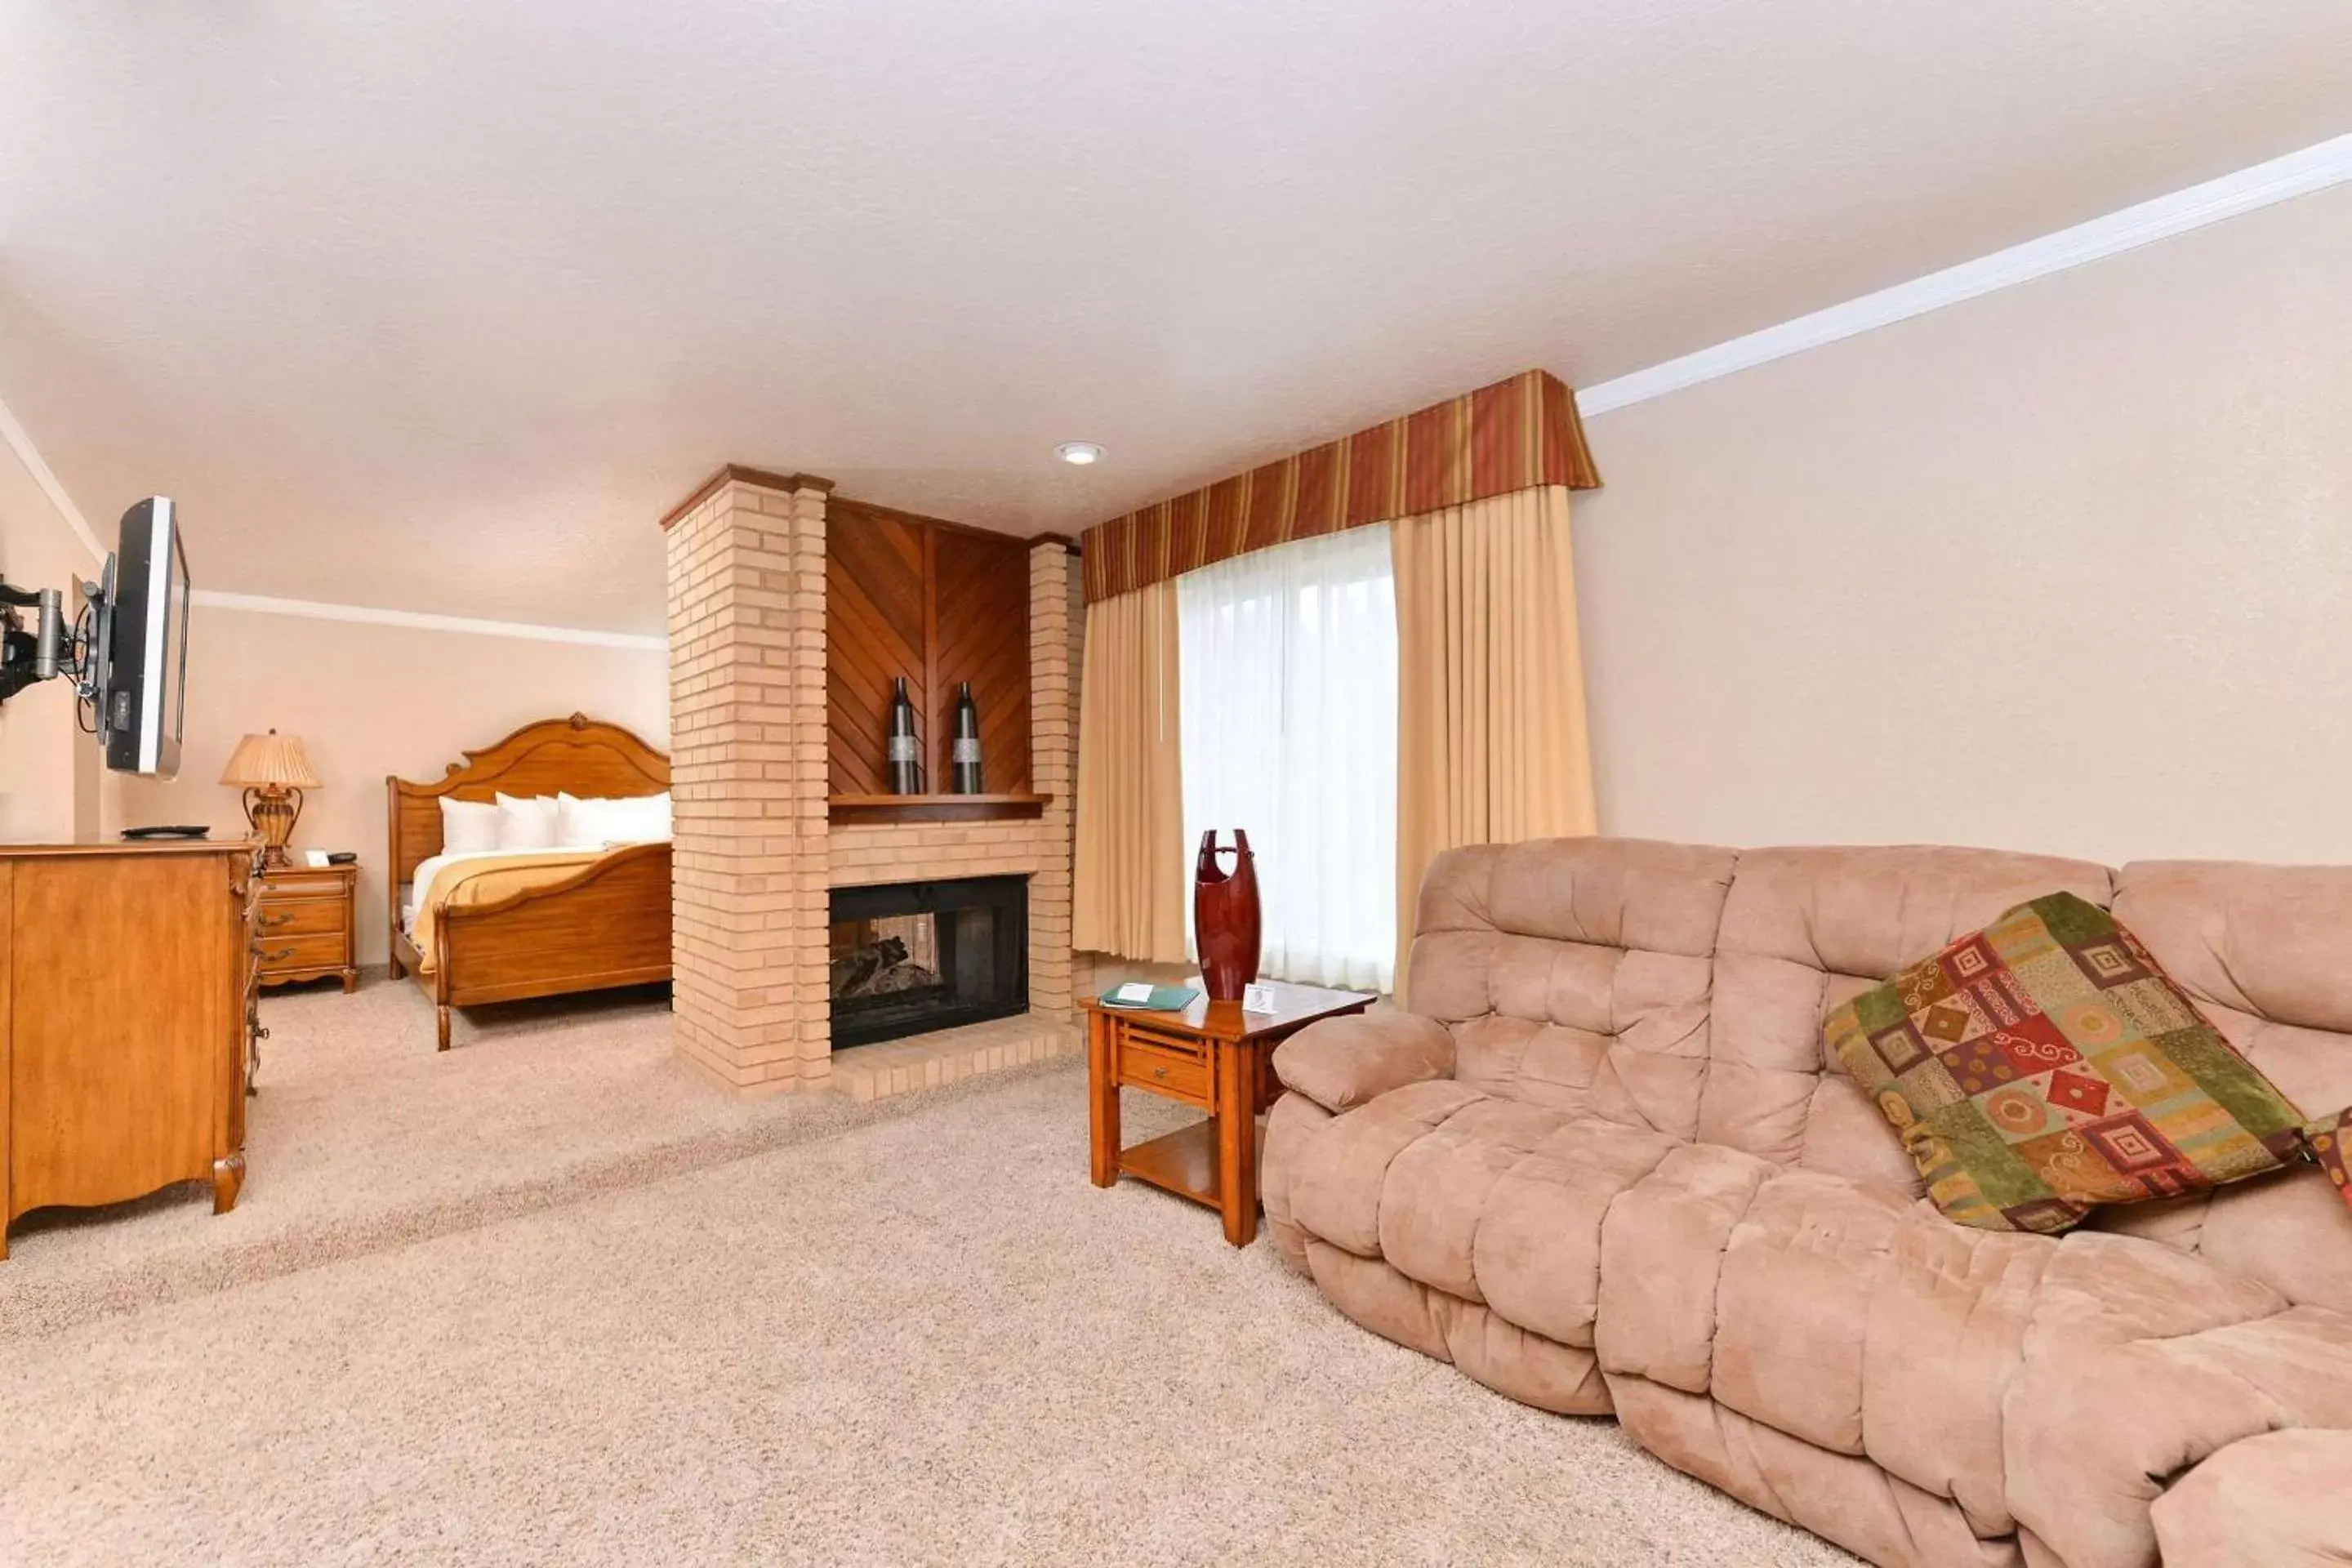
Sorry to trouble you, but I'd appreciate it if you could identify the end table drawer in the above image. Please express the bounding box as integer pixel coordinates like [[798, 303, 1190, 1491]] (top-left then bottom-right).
[[256, 898, 346, 937], [266, 871, 348, 899], [257, 931, 349, 973], [1119, 1038, 1209, 1106], [1118, 1023, 1205, 1062]]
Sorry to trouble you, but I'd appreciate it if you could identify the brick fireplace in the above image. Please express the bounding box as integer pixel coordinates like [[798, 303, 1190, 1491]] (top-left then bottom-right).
[[662, 466, 1080, 1094]]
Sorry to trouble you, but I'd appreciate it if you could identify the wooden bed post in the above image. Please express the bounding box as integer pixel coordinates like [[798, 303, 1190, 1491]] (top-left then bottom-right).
[[434, 920, 453, 1051], [384, 776, 407, 978]]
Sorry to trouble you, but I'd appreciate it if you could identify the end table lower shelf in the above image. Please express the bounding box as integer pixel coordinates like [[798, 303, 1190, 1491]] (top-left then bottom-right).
[[1085, 979, 1374, 1247], [1117, 1120, 1223, 1207]]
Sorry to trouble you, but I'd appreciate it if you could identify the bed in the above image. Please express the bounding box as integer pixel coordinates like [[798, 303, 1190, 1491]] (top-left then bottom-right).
[[387, 713, 672, 1050]]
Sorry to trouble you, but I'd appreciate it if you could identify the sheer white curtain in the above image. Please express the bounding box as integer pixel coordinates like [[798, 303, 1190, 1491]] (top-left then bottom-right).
[[1177, 524, 1398, 991]]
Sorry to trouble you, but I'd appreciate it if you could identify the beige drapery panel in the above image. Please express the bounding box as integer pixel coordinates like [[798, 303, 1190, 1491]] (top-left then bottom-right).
[[1072, 579, 1188, 962], [1392, 485, 1598, 997]]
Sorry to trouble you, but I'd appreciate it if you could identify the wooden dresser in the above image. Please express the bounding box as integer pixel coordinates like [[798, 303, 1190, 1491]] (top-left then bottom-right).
[[0, 842, 259, 1258], [255, 862, 359, 991]]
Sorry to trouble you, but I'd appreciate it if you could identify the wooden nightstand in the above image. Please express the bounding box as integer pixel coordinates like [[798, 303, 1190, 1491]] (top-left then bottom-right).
[[254, 862, 359, 991]]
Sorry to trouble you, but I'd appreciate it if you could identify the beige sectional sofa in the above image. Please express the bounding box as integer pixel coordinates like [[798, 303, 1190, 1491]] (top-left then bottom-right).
[[1259, 839, 2352, 1568]]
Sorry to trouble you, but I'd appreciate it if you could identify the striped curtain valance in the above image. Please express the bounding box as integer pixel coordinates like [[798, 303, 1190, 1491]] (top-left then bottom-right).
[[1079, 368, 1599, 603]]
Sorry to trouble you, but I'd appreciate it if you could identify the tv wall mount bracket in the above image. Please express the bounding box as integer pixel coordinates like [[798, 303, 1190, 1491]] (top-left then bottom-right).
[[0, 576, 104, 709]]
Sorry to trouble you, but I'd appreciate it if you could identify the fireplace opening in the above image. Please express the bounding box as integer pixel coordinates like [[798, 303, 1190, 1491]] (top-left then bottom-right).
[[828, 875, 1027, 1049]]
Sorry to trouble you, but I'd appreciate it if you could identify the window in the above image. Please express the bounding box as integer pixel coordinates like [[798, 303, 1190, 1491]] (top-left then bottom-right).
[[1177, 524, 1398, 991]]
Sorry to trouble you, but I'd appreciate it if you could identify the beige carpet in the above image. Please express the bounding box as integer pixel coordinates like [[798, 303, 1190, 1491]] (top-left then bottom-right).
[[1, 978, 919, 1339], [0, 981, 1860, 1566]]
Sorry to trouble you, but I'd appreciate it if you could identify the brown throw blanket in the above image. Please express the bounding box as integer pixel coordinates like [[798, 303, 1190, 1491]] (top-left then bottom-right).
[[409, 849, 610, 973]]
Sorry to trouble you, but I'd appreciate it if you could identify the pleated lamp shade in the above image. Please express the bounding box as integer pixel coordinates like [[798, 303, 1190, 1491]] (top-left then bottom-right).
[[220, 731, 320, 867], [220, 730, 321, 790]]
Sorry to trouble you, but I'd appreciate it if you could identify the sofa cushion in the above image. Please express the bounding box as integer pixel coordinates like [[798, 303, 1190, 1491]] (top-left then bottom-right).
[[1404, 838, 1735, 1122], [1383, 1102, 1682, 1339], [1302, 1239, 1615, 1415], [1378, 1095, 1573, 1303], [1294, 1080, 1682, 1348], [2004, 1234, 2352, 1568], [1709, 844, 2116, 1189], [1593, 1141, 1780, 1395], [1284, 1079, 1485, 1258], [1599, 1150, 2049, 1541], [1469, 1117, 1681, 1348], [1606, 1377, 2024, 1568], [1286, 1092, 1682, 1421], [2150, 1429, 2352, 1567], [2311, 1107, 2352, 1212], [1829, 891, 2311, 1234], [2097, 859, 2352, 1307]]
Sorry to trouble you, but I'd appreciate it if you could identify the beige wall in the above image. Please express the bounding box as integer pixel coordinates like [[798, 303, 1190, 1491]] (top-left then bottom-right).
[[0, 447, 102, 842], [114, 609, 666, 961], [1572, 180, 2352, 869]]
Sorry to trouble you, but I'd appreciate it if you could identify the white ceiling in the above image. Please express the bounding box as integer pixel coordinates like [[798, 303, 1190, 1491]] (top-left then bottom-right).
[[3, 2, 2349, 635]]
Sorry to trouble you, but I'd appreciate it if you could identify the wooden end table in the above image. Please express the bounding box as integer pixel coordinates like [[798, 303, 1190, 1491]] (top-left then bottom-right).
[[1086, 978, 1374, 1246]]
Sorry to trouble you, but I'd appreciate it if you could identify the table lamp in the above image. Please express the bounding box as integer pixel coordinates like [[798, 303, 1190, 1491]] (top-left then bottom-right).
[[220, 729, 320, 868]]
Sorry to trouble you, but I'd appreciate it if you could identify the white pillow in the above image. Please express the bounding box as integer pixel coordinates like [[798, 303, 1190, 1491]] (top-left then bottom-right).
[[558, 794, 622, 845], [439, 796, 502, 854], [559, 791, 672, 846], [494, 791, 560, 850], [630, 791, 672, 842]]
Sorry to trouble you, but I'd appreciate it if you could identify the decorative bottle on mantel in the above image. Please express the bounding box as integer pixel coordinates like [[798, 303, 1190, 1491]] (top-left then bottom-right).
[[1193, 829, 1262, 1002], [886, 677, 923, 794], [950, 681, 983, 794]]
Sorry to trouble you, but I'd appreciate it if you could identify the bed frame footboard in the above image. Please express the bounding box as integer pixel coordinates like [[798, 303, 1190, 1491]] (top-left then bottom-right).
[[422, 844, 673, 1050]]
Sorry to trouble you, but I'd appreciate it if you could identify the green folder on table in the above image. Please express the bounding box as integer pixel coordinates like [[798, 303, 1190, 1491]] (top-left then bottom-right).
[[1098, 982, 1200, 1012]]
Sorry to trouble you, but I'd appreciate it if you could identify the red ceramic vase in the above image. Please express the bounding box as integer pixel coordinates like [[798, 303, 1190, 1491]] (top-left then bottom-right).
[[1193, 829, 1262, 1002]]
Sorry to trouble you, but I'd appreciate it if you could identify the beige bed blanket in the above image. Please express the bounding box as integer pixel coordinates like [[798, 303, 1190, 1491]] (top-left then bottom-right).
[[409, 849, 611, 973]]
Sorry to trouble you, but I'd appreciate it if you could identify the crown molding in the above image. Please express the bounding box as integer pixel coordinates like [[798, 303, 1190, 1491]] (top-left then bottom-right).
[[0, 394, 666, 648], [0, 393, 105, 560], [190, 590, 665, 651], [1578, 131, 2352, 418]]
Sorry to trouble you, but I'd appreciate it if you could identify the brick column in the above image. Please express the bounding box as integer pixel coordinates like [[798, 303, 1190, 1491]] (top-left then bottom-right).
[[1027, 541, 1079, 1018], [662, 469, 834, 1093]]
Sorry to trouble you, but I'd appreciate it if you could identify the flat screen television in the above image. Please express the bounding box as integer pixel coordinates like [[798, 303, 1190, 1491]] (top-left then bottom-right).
[[98, 497, 192, 779]]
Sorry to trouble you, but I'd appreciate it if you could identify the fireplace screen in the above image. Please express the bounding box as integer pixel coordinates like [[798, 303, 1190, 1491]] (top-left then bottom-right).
[[828, 875, 1027, 1049]]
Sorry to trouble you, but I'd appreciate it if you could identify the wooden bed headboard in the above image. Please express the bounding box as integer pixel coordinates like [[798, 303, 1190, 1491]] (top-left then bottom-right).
[[385, 713, 670, 889]]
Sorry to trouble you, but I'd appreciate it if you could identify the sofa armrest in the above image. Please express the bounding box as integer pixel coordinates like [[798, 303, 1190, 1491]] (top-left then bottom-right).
[[1272, 1009, 1454, 1113], [2152, 1428, 2352, 1566]]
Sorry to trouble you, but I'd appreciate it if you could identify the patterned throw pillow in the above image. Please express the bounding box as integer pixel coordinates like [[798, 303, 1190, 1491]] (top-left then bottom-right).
[[2311, 1109, 2352, 1215], [1826, 891, 2314, 1234]]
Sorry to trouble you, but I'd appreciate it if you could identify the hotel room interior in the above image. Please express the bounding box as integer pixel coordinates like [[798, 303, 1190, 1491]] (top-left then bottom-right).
[[1, 4, 2349, 1563]]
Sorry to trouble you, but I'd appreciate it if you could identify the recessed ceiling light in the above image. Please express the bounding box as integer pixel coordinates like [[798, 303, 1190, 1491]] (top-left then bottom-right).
[[1055, 441, 1105, 466]]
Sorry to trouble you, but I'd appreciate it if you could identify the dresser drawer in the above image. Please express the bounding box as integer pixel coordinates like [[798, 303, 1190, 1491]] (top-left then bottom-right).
[[255, 897, 347, 937], [256, 930, 350, 973], [265, 871, 349, 900], [1118, 1037, 1209, 1106]]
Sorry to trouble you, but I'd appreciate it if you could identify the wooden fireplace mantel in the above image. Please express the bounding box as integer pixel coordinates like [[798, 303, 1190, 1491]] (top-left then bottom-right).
[[827, 792, 1052, 826]]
